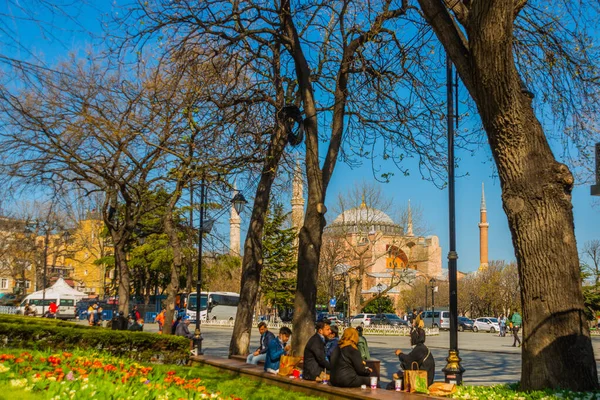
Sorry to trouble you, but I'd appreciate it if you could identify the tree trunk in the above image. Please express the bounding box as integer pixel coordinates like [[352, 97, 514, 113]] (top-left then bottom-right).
[[468, 5, 597, 391], [229, 124, 288, 356], [417, 0, 598, 390], [114, 240, 130, 315], [163, 200, 184, 335]]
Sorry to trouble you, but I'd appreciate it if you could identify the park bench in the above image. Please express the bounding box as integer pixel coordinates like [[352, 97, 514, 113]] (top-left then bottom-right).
[[191, 355, 441, 399]]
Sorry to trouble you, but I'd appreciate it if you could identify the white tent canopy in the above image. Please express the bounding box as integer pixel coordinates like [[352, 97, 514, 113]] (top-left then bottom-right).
[[26, 278, 87, 300]]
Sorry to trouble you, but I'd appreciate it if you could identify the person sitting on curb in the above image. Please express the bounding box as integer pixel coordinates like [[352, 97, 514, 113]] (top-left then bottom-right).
[[247, 322, 275, 365], [330, 327, 373, 388], [391, 320, 435, 387], [265, 327, 292, 374], [303, 320, 332, 381], [128, 318, 144, 332], [325, 325, 339, 362], [356, 326, 370, 361]]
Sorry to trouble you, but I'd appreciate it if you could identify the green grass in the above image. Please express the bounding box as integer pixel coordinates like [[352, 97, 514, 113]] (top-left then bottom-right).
[[452, 383, 600, 400]]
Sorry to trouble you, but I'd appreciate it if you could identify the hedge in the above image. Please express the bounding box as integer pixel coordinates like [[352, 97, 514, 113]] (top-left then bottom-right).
[[0, 315, 190, 364]]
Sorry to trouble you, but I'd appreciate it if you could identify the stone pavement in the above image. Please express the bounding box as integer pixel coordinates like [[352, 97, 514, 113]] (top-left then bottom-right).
[[83, 320, 600, 386]]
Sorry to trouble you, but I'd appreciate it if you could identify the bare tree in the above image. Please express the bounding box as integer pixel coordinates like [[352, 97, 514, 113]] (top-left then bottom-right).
[[0, 60, 177, 315], [583, 240, 600, 287]]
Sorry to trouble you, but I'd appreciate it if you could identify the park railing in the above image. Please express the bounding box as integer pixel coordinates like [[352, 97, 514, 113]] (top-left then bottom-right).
[[0, 306, 18, 315], [199, 319, 439, 336]]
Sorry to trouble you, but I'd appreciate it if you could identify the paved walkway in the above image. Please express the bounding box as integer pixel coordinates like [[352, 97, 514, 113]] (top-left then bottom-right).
[[83, 321, 600, 386]]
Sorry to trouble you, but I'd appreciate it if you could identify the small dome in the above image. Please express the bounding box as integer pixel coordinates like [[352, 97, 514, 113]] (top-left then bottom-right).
[[331, 206, 395, 226]]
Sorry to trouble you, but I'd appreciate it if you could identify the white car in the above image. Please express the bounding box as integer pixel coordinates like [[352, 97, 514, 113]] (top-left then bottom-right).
[[473, 317, 500, 333], [350, 313, 376, 327]]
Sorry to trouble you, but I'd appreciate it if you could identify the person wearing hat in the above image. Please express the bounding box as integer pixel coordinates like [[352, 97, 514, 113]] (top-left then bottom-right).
[[356, 326, 370, 361]]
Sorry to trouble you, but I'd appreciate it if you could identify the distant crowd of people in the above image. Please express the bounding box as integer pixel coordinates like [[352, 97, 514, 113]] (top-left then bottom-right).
[[243, 313, 436, 390]]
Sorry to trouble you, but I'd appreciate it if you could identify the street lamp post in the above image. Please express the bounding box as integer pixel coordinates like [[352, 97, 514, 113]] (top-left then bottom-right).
[[376, 283, 383, 315], [193, 178, 247, 357], [442, 55, 465, 384], [592, 142, 600, 196], [430, 278, 437, 328]]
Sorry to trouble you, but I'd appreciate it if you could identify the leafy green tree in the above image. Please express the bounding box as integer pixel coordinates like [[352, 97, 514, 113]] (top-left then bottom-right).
[[260, 203, 297, 313], [362, 296, 395, 314]]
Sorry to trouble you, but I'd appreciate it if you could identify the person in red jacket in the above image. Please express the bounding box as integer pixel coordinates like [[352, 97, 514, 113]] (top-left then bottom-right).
[[48, 301, 58, 318]]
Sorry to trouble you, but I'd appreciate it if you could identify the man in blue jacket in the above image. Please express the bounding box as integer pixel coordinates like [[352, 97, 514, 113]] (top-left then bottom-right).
[[247, 322, 276, 365], [265, 327, 292, 374]]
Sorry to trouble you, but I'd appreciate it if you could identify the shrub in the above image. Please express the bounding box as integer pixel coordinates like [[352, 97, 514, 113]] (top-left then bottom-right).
[[0, 315, 189, 364]]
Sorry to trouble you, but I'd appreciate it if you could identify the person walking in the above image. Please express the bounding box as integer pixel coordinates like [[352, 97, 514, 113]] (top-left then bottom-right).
[[330, 327, 373, 388], [510, 311, 522, 347], [246, 322, 275, 365], [356, 326, 370, 361], [302, 320, 332, 381], [155, 309, 165, 334], [499, 314, 507, 337]]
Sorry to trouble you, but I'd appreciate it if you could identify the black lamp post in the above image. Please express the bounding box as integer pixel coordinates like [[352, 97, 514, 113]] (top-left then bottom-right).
[[592, 142, 600, 196], [194, 180, 247, 356], [376, 283, 383, 314], [442, 55, 465, 385], [429, 278, 437, 328]]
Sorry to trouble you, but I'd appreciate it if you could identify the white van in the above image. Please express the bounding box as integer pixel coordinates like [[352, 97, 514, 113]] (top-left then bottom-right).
[[17, 294, 79, 320]]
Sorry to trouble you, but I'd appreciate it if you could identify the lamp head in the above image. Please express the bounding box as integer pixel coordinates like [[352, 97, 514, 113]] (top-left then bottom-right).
[[231, 192, 248, 214]]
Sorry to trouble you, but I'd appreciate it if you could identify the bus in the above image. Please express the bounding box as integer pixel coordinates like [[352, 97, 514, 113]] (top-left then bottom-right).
[[186, 292, 240, 322]]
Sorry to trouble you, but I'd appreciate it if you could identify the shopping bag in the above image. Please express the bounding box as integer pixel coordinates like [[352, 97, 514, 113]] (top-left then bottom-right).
[[278, 355, 303, 376], [428, 382, 457, 397], [404, 362, 429, 394]]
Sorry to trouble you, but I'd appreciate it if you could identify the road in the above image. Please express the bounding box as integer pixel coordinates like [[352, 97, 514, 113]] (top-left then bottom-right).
[[86, 321, 600, 386]]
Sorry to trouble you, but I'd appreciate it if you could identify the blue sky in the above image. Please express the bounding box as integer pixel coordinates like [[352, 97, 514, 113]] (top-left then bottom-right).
[[323, 146, 599, 274], [2, 2, 598, 274]]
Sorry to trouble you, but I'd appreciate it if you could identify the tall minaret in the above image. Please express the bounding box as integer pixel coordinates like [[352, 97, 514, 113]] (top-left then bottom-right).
[[406, 199, 414, 236], [229, 183, 241, 256], [478, 183, 489, 270], [291, 158, 305, 243]]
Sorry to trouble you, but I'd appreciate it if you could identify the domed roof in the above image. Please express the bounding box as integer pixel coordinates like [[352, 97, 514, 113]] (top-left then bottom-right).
[[331, 205, 395, 226]]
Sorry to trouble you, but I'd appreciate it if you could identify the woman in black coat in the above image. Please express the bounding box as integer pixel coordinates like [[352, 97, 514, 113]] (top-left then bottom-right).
[[330, 327, 372, 388], [394, 322, 435, 386]]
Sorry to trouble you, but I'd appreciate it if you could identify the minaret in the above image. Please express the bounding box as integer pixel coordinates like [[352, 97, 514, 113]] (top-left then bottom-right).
[[291, 158, 305, 243], [406, 199, 414, 236], [478, 183, 489, 270], [229, 183, 241, 256]]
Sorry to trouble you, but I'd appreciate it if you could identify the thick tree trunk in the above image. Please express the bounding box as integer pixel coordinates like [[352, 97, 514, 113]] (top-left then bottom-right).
[[418, 0, 598, 390], [229, 125, 288, 356], [114, 241, 130, 315], [467, 4, 598, 390], [292, 204, 326, 353], [163, 202, 184, 335]]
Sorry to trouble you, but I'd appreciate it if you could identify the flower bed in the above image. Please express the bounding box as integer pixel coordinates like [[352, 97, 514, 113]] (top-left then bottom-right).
[[0, 348, 324, 400]]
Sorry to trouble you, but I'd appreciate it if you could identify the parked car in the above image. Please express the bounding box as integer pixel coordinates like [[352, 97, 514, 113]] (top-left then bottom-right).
[[370, 313, 409, 326], [473, 317, 500, 333], [350, 313, 376, 327], [458, 316, 474, 332], [421, 311, 440, 328], [0, 294, 22, 306], [438, 311, 451, 329]]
